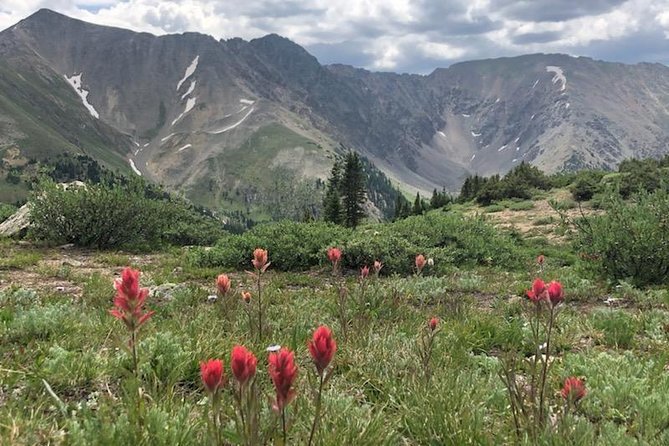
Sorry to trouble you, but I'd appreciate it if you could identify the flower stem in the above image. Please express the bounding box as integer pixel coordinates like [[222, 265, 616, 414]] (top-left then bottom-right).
[[308, 373, 325, 446], [539, 305, 555, 425], [281, 407, 287, 445], [131, 330, 138, 379], [257, 272, 263, 342]]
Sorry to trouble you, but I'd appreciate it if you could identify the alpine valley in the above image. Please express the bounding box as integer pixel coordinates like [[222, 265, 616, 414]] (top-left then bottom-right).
[[2, 9, 669, 215]]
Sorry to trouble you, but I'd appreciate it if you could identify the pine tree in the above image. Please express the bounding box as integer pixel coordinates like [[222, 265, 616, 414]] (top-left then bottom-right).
[[323, 161, 343, 224], [412, 192, 424, 215], [341, 151, 367, 228]]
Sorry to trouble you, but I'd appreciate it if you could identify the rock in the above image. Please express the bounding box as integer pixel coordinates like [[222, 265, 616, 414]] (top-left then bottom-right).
[[0, 203, 30, 237], [149, 283, 187, 301], [62, 258, 83, 267], [207, 294, 218, 303]]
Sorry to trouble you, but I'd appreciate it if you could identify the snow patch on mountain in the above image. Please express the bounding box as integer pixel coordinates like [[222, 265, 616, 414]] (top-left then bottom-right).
[[210, 107, 254, 134], [171, 97, 197, 126], [438, 131, 446, 137], [546, 66, 566, 91], [176, 56, 199, 91], [177, 144, 192, 152], [64, 73, 99, 119], [181, 80, 196, 100], [240, 99, 255, 105], [129, 159, 141, 176]]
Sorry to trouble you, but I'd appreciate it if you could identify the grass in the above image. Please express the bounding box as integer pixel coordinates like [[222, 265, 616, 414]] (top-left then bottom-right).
[[0, 238, 668, 445]]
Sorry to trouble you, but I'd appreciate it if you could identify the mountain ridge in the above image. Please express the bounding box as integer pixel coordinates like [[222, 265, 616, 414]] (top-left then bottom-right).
[[1, 9, 669, 211]]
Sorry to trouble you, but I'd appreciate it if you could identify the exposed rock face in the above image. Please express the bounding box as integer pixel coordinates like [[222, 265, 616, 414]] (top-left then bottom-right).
[[0, 203, 29, 236], [1, 9, 669, 200]]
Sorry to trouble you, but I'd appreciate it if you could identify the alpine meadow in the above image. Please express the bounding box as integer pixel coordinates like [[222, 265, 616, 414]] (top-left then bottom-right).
[[1, 4, 669, 446]]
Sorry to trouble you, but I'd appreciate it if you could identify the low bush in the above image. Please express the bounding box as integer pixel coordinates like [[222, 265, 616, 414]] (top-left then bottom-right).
[[575, 190, 669, 286], [190, 211, 523, 274], [29, 178, 224, 249]]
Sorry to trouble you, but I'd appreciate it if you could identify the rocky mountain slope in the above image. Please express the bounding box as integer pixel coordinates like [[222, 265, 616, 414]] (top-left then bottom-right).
[[1, 9, 669, 206]]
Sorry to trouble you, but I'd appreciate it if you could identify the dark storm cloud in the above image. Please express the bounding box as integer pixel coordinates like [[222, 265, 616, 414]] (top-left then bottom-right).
[[493, 0, 628, 23], [569, 29, 669, 65], [142, 7, 190, 32], [409, 1, 503, 36], [214, 0, 325, 19], [511, 30, 564, 45], [306, 41, 377, 67]]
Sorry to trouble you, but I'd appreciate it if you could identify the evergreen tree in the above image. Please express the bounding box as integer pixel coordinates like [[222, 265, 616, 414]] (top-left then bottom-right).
[[412, 192, 425, 215], [323, 161, 343, 224], [393, 193, 410, 220], [341, 151, 367, 228]]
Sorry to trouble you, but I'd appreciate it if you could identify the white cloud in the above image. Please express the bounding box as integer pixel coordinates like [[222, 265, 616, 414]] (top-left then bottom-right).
[[1, 0, 668, 73]]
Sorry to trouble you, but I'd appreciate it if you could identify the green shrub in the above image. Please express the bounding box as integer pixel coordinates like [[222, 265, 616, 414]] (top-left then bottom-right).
[[508, 200, 534, 211], [484, 204, 505, 213], [571, 171, 604, 202], [189, 212, 523, 274], [189, 221, 348, 271], [592, 310, 637, 349], [29, 178, 223, 249], [0, 203, 17, 223], [575, 190, 669, 286]]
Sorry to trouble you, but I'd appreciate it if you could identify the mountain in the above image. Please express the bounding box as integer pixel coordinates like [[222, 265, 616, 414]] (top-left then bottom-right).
[[1, 9, 669, 211]]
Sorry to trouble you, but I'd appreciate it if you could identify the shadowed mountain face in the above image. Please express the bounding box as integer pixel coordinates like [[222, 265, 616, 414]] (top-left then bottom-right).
[[2, 9, 669, 203]]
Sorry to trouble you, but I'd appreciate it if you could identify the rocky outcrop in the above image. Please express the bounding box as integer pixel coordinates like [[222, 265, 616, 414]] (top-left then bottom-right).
[[0, 203, 29, 237]]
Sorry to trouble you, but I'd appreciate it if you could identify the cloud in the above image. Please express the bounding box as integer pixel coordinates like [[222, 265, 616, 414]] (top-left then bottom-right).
[[0, 0, 668, 73], [493, 0, 628, 23]]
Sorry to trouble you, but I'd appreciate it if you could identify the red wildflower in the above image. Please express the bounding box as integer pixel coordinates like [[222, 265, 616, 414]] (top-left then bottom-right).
[[537, 254, 545, 265], [200, 359, 225, 394], [547, 281, 564, 306], [269, 348, 298, 411], [415, 254, 426, 273], [429, 317, 439, 331], [526, 278, 547, 303], [308, 326, 337, 375], [561, 376, 586, 402], [231, 345, 257, 386], [252, 248, 269, 272], [327, 247, 341, 265], [360, 265, 370, 279], [373, 260, 383, 275], [216, 274, 231, 295], [242, 291, 252, 303], [109, 267, 154, 331]]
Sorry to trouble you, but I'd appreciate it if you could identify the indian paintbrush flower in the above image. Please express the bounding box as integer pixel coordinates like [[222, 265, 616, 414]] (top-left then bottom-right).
[[109, 267, 154, 378], [547, 281, 564, 306], [327, 247, 342, 274], [429, 317, 439, 331], [231, 345, 257, 386], [373, 260, 383, 276], [269, 348, 298, 411], [526, 278, 547, 303], [109, 267, 154, 331], [200, 359, 225, 394], [415, 254, 426, 274], [561, 376, 586, 403], [252, 248, 269, 272], [308, 326, 337, 375], [216, 274, 231, 295], [307, 326, 336, 446], [360, 265, 370, 280]]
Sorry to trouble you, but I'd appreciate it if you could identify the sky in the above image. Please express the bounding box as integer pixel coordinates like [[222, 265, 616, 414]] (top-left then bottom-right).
[[1, 0, 669, 73]]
